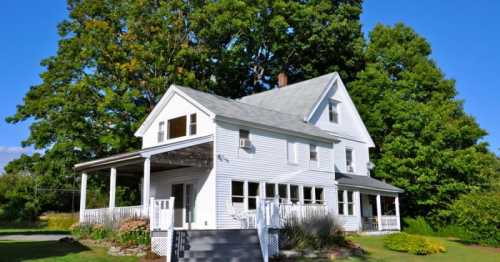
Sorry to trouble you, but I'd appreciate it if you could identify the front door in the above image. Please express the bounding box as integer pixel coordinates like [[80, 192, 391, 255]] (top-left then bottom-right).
[[172, 184, 184, 228], [171, 183, 195, 228]]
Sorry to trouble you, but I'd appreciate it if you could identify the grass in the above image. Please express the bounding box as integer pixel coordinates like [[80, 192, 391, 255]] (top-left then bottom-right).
[[0, 240, 139, 262], [0, 228, 70, 236], [349, 235, 499, 262]]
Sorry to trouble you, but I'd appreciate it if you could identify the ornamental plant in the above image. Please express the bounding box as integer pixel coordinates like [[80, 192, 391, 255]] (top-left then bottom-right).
[[383, 233, 446, 255], [117, 219, 150, 246]]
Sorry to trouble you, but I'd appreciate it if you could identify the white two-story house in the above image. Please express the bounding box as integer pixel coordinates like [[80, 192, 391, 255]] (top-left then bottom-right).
[[75, 72, 402, 235]]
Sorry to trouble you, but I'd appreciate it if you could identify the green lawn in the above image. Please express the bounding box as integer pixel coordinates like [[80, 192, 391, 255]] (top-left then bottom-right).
[[0, 241, 139, 262], [0, 228, 69, 236], [349, 235, 499, 262]]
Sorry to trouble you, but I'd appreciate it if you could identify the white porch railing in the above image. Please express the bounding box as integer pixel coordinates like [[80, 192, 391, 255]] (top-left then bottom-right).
[[81, 205, 144, 225], [279, 203, 328, 225], [149, 197, 175, 262], [380, 215, 399, 231]]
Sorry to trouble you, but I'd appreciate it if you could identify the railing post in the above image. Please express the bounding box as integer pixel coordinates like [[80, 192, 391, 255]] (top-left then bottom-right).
[[376, 194, 382, 231], [79, 172, 87, 223], [395, 196, 401, 230]]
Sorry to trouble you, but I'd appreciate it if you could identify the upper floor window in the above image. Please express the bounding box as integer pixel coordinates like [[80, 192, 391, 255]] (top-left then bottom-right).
[[329, 100, 339, 123], [168, 116, 186, 139], [346, 148, 354, 172], [309, 144, 318, 161], [158, 121, 165, 143], [239, 129, 251, 148], [189, 113, 197, 135], [287, 140, 297, 163]]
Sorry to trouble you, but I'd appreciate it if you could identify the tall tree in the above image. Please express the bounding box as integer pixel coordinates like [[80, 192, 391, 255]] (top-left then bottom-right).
[[5, 0, 365, 213], [349, 23, 499, 222]]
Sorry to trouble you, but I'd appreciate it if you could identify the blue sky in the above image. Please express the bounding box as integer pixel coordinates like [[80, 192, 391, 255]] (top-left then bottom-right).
[[0, 1, 498, 171]]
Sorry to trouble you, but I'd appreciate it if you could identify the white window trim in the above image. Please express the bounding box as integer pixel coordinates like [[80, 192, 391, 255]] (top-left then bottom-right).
[[329, 99, 340, 124], [345, 147, 355, 173], [287, 140, 298, 165]]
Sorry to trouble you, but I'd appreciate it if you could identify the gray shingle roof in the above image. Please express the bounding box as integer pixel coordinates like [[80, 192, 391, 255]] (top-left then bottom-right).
[[336, 173, 404, 193], [175, 85, 337, 141], [239, 72, 337, 119]]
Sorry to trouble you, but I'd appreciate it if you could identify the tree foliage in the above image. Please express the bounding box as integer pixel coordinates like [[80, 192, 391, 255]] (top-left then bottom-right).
[[349, 23, 499, 221], [4, 0, 364, 217]]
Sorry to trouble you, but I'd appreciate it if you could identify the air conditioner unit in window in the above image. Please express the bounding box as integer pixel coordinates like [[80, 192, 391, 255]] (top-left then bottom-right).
[[347, 165, 354, 172], [239, 138, 252, 149]]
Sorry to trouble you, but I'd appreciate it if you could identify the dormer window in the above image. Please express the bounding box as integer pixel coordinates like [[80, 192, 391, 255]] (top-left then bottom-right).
[[168, 116, 186, 139], [329, 100, 339, 123], [346, 148, 354, 172], [158, 121, 165, 143], [189, 113, 197, 135]]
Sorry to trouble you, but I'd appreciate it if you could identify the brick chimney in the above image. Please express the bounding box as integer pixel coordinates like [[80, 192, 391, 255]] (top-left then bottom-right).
[[278, 72, 288, 88]]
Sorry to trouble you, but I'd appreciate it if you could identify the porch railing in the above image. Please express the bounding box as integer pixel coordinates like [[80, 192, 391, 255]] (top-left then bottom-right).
[[81, 205, 144, 225], [380, 215, 399, 231]]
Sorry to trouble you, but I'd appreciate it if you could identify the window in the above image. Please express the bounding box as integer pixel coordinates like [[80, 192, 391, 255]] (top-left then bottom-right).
[[168, 116, 187, 139], [382, 196, 396, 215], [278, 184, 288, 203], [248, 182, 259, 210], [303, 187, 312, 204], [158, 121, 165, 143], [239, 129, 249, 140], [189, 114, 197, 135], [290, 185, 299, 204], [347, 191, 354, 215], [329, 100, 339, 123], [309, 144, 317, 161], [231, 181, 244, 208], [338, 191, 344, 215], [265, 183, 276, 199], [315, 188, 324, 204], [346, 148, 354, 172], [287, 140, 297, 163]]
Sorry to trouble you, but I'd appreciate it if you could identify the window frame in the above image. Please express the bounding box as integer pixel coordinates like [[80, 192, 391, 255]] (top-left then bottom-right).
[[315, 187, 325, 205], [347, 191, 354, 215], [158, 121, 165, 143], [287, 140, 297, 164], [231, 181, 245, 208], [278, 184, 288, 203], [247, 182, 260, 210], [265, 183, 276, 199], [290, 185, 299, 204], [189, 113, 197, 135], [167, 115, 187, 139], [338, 190, 345, 215], [345, 147, 354, 173], [303, 186, 313, 204], [328, 100, 339, 123], [309, 144, 318, 162]]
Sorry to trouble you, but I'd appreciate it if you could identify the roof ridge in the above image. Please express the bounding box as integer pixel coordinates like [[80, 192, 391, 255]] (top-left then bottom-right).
[[174, 84, 308, 121], [239, 72, 338, 100]]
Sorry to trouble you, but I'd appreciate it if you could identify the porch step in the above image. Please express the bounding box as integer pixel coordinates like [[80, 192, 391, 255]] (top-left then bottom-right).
[[173, 229, 262, 262]]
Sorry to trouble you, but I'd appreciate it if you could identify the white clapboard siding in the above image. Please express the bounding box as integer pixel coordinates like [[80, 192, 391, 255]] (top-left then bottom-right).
[[215, 122, 336, 229]]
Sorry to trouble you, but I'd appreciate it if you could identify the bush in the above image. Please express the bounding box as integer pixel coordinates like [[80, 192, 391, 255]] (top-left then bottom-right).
[[281, 214, 345, 250], [384, 233, 446, 255], [117, 219, 150, 246], [403, 217, 434, 236], [44, 213, 78, 230], [70, 223, 92, 239], [90, 224, 111, 240], [448, 191, 500, 246]]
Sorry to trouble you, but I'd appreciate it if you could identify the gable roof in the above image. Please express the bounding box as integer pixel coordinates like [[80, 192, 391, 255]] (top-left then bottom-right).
[[239, 72, 338, 120], [174, 85, 337, 142], [336, 173, 404, 193]]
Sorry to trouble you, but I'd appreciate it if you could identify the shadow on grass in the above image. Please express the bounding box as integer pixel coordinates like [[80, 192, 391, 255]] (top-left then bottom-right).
[[0, 240, 90, 262], [0, 230, 70, 236]]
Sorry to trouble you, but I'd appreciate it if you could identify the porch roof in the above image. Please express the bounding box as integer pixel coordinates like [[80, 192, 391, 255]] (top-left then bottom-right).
[[74, 135, 213, 172], [336, 173, 404, 193]]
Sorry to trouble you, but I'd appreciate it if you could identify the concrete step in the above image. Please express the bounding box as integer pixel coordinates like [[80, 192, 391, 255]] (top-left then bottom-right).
[[177, 257, 262, 262], [182, 248, 262, 258], [180, 242, 261, 252]]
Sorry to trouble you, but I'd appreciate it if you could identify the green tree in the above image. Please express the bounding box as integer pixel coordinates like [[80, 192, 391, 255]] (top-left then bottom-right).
[[5, 0, 364, 216], [349, 23, 499, 222]]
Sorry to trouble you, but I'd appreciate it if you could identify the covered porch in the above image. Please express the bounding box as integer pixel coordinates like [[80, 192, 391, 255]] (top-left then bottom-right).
[[74, 135, 214, 229], [335, 173, 403, 233]]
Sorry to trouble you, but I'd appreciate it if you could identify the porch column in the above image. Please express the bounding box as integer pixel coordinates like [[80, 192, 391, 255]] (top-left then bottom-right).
[[79, 172, 87, 222], [395, 195, 401, 230], [376, 194, 382, 231], [143, 157, 151, 211], [109, 167, 116, 209]]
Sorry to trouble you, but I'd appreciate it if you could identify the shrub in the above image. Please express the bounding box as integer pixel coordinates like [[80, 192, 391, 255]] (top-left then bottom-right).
[[281, 214, 345, 250], [45, 213, 78, 230], [384, 233, 446, 255], [403, 217, 434, 236], [117, 219, 150, 246], [447, 191, 500, 246], [70, 223, 92, 239], [90, 224, 111, 240]]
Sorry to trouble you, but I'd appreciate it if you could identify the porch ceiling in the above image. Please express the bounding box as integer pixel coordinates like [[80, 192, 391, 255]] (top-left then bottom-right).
[[74, 135, 213, 173]]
